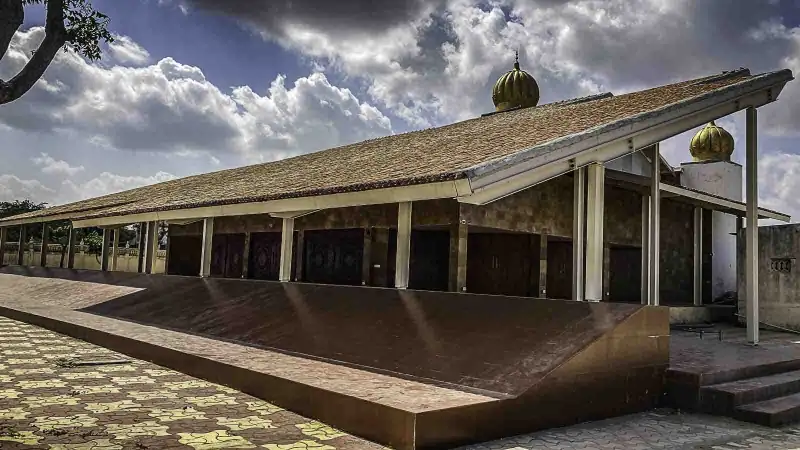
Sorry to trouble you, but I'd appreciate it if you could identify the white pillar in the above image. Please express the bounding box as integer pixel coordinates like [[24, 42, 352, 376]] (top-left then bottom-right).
[[144, 221, 159, 274], [746, 107, 759, 345], [585, 164, 604, 302], [693, 207, 703, 306], [110, 228, 120, 271], [100, 229, 111, 272], [137, 222, 147, 273], [200, 218, 214, 278], [649, 144, 661, 306], [279, 218, 295, 282], [66, 226, 77, 269], [0, 227, 7, 265], [395, 201, 413, 289], [39, 223, 49, 267], [16, 226, 26, 266], [573, 167, 586, 301], [641, 194, 650, 305]]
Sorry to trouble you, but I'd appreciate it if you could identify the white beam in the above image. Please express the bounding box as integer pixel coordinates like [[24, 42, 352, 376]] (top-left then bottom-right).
[[68, 180, 470, 229], [395, 202, 413, 289], [111, 228, 120, 271], [460, 83, 787, 206], [270, 210, 318, 220], [200, 218, 214, 278], [100, 229, 111, 272], [278, 218, 294, 282], [585, 164, 604, 302], [693, 207, 703, 306], [746, 107, 759, 345], [144, 221, 158, 274], [572, 166, 586, 301], [641, 194, 650, 305], [649, 144, 661, 306], [658, 183, 789, 222]]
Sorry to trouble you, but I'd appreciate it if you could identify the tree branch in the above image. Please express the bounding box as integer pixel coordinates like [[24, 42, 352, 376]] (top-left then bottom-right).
[[0, 0, 24, 61], [0, 0, 66, 105]]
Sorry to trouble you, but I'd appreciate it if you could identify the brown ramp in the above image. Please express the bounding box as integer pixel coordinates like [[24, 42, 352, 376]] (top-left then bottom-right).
[[0, 267, 669, 449]]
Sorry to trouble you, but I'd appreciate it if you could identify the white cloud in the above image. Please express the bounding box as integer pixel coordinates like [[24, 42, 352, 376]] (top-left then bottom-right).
[[31, 153, 85, 176], [0, 174, 57, 203], [0, 27, 393, 162], [62, 171, 178, 202], [107, 35, 151, 66], [759, 152, 800, 222]]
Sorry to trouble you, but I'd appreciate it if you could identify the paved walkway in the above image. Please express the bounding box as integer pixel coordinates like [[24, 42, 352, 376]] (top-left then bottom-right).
[[0, 317, 384, 449]]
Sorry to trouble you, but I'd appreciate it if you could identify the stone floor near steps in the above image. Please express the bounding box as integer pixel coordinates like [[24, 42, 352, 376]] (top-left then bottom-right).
[[0, 317, 385, 450], [7, 318, 800, 450]]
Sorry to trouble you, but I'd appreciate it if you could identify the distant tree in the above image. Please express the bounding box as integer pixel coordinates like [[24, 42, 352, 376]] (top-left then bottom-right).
[[0, 199, 46, 242], [0, 0, 112, 105]]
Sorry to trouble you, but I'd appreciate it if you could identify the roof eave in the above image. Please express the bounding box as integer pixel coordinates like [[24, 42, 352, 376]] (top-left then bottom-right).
[[460, 69, 794, 206]]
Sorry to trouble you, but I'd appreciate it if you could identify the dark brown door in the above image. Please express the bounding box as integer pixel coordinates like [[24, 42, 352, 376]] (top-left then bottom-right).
[[210, 234, 246, 278], [467, 233, 533, 297], [608, 246, 642, 303], [304, 229, 364, 286], [248, 232, 281, 281], [167, 235, 202, 276], [547, 240, 572, 300], [409, 230, 450, 291]]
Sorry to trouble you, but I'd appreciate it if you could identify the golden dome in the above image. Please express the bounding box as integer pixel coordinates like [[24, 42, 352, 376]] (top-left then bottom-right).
[[689, 121, 734, 162], [492, 53, 540, 112]]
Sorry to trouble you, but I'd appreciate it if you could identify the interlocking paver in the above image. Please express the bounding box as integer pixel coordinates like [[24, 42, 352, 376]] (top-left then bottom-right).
[[0, 317, 384, 449]]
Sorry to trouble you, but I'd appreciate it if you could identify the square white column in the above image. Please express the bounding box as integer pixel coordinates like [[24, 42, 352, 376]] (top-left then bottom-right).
[[279, 218, 295, 282], [584, 163, 604, 302], [395, 201, 413, 289], [100, 229, 111, 272], [693, 207, 703, 306], [649, 144, 661, 306], [0, 227, 7, 266], [641, 194, 650, 305], [40, 223, 49, 267], [746, 106, 759, 345], [110, 228, 120, 271], [573, 167, 586, 301], [200, 218, 215, 278], [16, 225, 26, 265], [144, 221, 159, 274], [66, 226, 77, 269]]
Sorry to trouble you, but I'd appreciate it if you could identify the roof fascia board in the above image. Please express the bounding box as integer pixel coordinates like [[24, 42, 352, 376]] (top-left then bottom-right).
[[69, 179, 471, 229], [466, 70, 792, 188], [660, 183, 790, 222], [460, 80, 788, 206]]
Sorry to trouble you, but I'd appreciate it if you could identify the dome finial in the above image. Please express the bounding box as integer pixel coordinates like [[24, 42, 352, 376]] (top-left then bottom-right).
[[514, 49, 520, 70], [492, 50, 540, 112], [690, 121, 734, 162]]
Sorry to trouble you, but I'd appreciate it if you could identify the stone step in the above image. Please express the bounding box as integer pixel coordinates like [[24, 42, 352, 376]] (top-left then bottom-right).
[[700, 369, 800, 415], [735, 391, 800, 427]]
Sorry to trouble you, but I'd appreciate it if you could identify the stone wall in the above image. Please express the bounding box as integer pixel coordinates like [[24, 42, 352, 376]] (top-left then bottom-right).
[[605, 186, 642, 246], [660, 199, 694, 303], [1, 247, 166, 274], [738, 224, 800, 329]]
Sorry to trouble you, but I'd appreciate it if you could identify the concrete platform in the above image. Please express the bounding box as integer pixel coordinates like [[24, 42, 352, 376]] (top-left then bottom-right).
[[0, 266, 670, 449]]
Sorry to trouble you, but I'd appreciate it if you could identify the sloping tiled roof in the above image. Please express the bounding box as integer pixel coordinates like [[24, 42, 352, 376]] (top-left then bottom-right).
[[1, 68, 791, 225]]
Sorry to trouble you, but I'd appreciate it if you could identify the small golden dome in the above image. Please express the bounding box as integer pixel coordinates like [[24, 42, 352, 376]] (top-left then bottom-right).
[[689, 121, 734, 162], [492, 52, 540, 112]]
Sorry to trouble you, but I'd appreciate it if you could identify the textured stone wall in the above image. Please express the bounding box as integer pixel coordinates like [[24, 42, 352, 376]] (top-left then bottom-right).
[[660, 198, 694, 303], [605, 186, 642, 246]]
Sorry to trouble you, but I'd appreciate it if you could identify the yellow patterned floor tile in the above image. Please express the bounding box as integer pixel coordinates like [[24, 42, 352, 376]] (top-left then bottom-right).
[[110, 376, 156, 385], [177, 430, 256, 449], [104, 421, 170, 439], [0, 388, 22, 398], [16, 379, 67, 389], [95, 365, 136, 373], [0, 430, 42, 445], [62, 371, 106, 380], [6, 358, 45, 365], [30, 339, 68, 344], [0, 407, 29, 419], [84, 400, 143, 413], [216, 385, 240, 394], [148, 407, 207, 422], [165, 380, 211, 390], [0, 375, 14, 383], [11, 367, 55, 375], [37, 345, 73, 351], [0, 336, 29, 341], [295, 422, 347, 441], [0, 331, 25, 336], [48, 439, 123, 449], [3, 349, 38, 355], [39, 353, 67, 359], [143, 369, 175, 377], [71, 384, 121, 394], [22, 395, 80, 408], [246, 401, 284, 415], [216, 416, 276, 430], [127, 390, 179, 400], [32, 414, 99, 430], [185, 394, 238, 407], [262, 441, 335, 450]]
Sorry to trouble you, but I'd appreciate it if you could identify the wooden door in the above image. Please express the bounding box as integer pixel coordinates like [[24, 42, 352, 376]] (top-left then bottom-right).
[[248, 232, 281, 280], [210, 234, 246, 278], [546, 241, 573, 300], [304, 229, 364, 286], [409, 230, 450, 291], [167, 235, 202, 276], [608, 246, 642, 303], [467, 233, 533, 297]]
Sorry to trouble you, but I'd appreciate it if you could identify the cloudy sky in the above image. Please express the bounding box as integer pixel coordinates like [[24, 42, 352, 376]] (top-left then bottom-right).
[[1, 0, 800, 221]]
